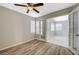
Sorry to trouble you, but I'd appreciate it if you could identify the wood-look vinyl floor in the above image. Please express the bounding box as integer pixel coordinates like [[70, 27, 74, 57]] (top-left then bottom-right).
[[0, 39, 74, 55]]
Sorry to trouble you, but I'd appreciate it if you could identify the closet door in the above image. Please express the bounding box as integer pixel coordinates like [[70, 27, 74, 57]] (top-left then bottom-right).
[[69, 6, 79, 54], [73, 11, 78, 50], [76, 10, 79, 53], [69, 13, 74, 49]]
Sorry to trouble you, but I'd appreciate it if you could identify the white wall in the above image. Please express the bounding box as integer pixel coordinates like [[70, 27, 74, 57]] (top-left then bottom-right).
[[0, 6, 35, 50], [46, 17, 69, 47]]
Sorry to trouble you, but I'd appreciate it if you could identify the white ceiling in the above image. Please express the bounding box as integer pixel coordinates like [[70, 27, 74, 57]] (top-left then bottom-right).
[[0, 3, 76, 18]]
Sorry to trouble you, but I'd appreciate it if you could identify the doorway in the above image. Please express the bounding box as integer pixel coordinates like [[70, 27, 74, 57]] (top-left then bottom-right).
[[46, 15, 69, 47]]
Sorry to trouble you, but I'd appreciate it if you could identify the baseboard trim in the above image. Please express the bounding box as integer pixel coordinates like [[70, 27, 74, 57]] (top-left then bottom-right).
[[37, 39, 46, 42], [0, 39, 34, 51], [69, 48, 77, 55]]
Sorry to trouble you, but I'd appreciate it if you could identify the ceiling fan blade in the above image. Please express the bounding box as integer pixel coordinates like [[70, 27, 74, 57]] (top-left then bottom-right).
[[33, 8, 39, 13], [26, 9, 29, 13], [33, 3, 44, 7], [14, 4, 27, 7]]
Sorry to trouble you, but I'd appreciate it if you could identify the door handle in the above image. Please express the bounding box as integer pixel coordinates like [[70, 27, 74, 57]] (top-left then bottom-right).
[[76, 34, 79, 36]]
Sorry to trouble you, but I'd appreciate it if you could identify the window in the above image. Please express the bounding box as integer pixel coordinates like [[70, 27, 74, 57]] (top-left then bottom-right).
[[51, 23, 54, 31], [30, 20, 43, 35], [51, 23, 62, 32], [30, 20, 35, 33], [40, 20, 43, 35], [56, 23, 62, 31], [36, 20, 43, 35], [36, 21, 39, 34], [51, 15, 68, 31]]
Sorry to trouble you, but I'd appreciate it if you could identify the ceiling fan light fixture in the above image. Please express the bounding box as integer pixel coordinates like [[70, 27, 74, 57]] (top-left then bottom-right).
[[27, 6, 33, 11]]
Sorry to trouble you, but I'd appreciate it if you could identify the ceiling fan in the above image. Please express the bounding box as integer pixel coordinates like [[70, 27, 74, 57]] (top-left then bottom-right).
[[14, 3, 44, 13]]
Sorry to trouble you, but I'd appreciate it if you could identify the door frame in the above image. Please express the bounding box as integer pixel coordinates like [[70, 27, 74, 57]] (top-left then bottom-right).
[[68, 4, 79, 54]]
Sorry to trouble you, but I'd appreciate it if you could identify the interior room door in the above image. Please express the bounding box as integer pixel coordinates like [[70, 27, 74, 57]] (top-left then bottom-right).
[[69, 6, 79, 54]]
